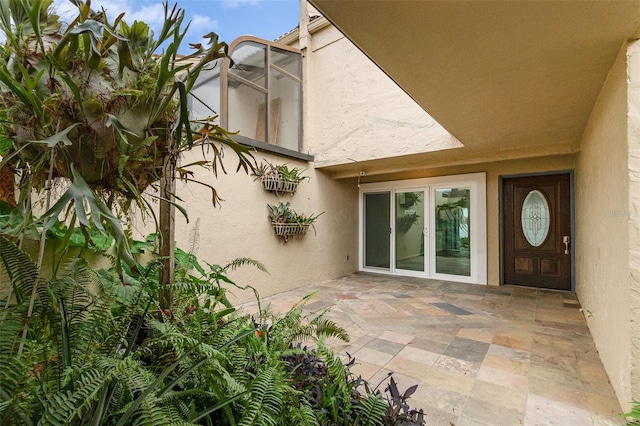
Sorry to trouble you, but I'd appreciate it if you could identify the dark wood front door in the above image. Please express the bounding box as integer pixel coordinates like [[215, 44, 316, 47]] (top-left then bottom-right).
[[502, 173, 572, 290]]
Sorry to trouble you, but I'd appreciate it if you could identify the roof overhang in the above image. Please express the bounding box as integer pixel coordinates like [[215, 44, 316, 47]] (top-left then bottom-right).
[[309, 0, 640, 174]]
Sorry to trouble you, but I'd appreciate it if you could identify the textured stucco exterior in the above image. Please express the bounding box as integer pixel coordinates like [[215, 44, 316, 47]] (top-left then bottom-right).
[[576, 43, 632, 409], [164, 150, 358, 304], [628, 40, 640, 408], [305, 24, 462, 167], [154, 9, 469, 303]]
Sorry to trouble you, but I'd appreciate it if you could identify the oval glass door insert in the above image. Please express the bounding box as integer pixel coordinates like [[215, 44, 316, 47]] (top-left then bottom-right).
[[521, 190, 550, 247]]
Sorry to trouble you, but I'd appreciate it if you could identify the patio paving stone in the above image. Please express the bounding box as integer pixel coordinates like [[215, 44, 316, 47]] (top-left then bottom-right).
[[240, 272, 625, 425]]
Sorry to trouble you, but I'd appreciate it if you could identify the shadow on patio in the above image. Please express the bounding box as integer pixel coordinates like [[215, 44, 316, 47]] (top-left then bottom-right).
[[241, 272, 624, 426]]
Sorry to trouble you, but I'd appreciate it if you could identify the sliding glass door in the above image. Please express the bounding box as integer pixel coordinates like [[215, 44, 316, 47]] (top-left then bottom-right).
[[434, 187, 471, 277], [360, 173, 486, 284], [395, 191, 425, 273], [364, 192, 390, 269]]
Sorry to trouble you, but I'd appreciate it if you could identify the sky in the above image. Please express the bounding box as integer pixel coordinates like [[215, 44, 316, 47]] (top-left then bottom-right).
[[51, 0, 300, 53]]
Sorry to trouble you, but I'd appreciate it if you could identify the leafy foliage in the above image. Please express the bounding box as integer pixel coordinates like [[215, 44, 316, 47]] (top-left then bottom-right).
[[0, 234, 426, 425], [253, 161, 309, 185], [0, 0, 255, 270], [0, 3, 427, 425], [267, 202, 324, 239]]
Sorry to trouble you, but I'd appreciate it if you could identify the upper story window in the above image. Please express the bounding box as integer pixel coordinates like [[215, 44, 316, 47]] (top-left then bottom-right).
[[189, 36, 306, 159]]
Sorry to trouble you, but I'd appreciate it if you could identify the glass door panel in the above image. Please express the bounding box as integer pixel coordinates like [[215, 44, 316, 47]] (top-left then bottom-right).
[[364, 192, 390, 269], [395, 191, 425, 272], [435, 187, 471, 276]]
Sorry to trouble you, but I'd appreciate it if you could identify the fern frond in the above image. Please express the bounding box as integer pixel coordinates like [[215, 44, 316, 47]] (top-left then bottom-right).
[[40, 367, 108, 426], [238, 366, 285, 426], [223, 257, 268, 274], [0, 235, 38, 304], [310, 316, 349, 342], [317, 342, 353, 423], [354, 393, 386, 426], [284, 396, 319, 426]]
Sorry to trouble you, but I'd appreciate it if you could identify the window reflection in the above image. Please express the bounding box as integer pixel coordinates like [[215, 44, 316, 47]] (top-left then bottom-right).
[[435, 188, 471, 276], [395, 191, 425, 272], [188, 37, 302, 152]]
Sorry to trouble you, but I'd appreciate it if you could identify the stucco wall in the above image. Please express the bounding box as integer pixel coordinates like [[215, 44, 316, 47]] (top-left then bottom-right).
[[306, 25, 462, 167], [161, 150, 359, 304], [628, 39, 640, 409], [359, 155, 576, 287], [576, 44, 631, 409]]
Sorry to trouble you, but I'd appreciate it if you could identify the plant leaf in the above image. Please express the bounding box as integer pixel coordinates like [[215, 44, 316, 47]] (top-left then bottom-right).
[[41, 165, 136, 268], [30, 123, 80, 147]]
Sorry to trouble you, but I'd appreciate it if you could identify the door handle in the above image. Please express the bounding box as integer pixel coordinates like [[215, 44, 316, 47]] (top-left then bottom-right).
[[563, 236, 570, 255]]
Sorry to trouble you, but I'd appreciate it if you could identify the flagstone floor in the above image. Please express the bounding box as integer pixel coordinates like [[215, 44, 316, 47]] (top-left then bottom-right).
[[241, 272, 625, 426]]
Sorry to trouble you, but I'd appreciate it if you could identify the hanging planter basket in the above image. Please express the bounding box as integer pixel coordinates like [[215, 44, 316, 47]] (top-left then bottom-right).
[[272, 222, 309, 241], [261, 174, 299, 195]]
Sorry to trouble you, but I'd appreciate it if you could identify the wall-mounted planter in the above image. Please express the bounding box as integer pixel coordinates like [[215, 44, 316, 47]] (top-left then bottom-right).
[[254, 162, 308, 196], [272, 222, 310, 241], [268, 202, 323, 242], [261, 174, 299, 194]]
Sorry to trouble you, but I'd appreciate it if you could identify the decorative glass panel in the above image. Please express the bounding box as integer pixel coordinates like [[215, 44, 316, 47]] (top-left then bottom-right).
[[521, 190, 550, 247]]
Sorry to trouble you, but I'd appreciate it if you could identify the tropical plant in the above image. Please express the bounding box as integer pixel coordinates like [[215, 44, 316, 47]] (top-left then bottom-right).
[[267, 201, 323, 227], [267, 201, 323, 241], [254, 161, 308, 183], [626, 403, 640, 425], [0, 0, 255, 308], [0, 232, 260, 425], [254, 161, 308, 195], [0, 230, 427, 425]]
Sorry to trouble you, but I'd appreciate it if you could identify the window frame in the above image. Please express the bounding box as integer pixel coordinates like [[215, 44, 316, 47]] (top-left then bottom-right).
[[221, 36, 307, 160]]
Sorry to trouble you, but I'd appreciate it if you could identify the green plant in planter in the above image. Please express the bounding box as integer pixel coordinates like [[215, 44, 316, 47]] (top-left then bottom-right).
[[254, 161, 308, 194], [267, 202, 323, 240]]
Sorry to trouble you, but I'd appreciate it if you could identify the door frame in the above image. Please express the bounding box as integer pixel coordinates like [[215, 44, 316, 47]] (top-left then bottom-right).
[[359, 172, 487, 284], [499, 170, 575, 291]]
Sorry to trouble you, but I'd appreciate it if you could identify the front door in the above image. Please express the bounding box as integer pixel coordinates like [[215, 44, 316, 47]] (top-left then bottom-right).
[[502, 173, 572, 290]]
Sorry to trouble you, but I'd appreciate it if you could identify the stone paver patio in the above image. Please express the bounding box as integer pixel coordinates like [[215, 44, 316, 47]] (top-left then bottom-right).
[[241, 272, 624, 425]]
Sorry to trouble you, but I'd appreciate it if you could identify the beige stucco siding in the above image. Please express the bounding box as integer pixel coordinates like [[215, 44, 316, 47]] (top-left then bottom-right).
[[358, 155, 576, 287], [167, 150, 358, 304], [306, 25, 462, 167], [628, 39, 640, 408], [576, 43, 631, 409]]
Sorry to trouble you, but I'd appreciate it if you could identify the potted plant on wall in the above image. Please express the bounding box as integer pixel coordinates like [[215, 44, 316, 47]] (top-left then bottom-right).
[[254, 162, 308, 195], [268, 202, 323, 241]]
